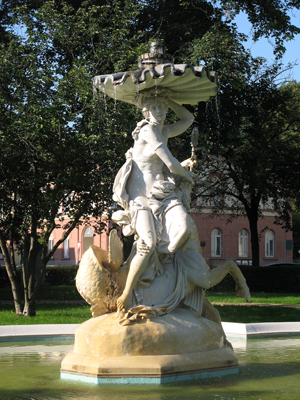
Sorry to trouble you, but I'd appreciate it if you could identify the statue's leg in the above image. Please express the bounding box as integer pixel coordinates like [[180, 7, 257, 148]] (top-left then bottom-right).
[[117, 209, 156, 312], [201, 296, 233, 350], [187, 259, 250, 302], [165, 205, 191, 253]]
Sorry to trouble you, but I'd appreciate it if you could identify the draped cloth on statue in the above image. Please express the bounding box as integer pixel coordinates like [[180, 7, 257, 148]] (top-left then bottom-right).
[[112, 149, 207, 324]]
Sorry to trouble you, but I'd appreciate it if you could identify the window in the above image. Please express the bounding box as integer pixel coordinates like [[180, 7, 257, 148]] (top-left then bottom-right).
[[84, 227, 94, 238], [64, 237, 69, 258], [48, 234, 54, 259], [265, 230, 274, 257], [239, 229, 248, 257], [211, 229, 221, 257]]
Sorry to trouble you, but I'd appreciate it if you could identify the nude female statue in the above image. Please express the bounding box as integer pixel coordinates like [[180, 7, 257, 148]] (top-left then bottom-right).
[[112, 90, 250, 315], [115, 94, 194, 311]]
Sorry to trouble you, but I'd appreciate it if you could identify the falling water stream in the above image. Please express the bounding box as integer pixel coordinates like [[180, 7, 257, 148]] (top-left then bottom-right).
[[0, 336, 300, 400]]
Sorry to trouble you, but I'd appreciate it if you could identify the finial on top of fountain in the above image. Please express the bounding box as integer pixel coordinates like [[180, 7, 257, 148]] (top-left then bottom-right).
[[138, 42, 174, 68]]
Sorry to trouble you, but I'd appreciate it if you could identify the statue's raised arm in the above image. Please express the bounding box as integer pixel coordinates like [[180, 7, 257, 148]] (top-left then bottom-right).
[[164, 99, 195, 138]]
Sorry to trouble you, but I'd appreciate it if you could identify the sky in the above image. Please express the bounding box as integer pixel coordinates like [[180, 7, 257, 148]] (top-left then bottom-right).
[[234, 11, 300, 82]]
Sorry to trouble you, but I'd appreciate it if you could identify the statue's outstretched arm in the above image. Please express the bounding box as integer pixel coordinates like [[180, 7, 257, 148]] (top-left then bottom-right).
[[156, 145, 193, 183], [166, 99, 194, 138]]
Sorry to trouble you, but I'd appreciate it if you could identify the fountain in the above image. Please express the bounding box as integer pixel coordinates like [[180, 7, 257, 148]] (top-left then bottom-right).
[[1, 334, 300, 399], [60, 43, 251, 384]]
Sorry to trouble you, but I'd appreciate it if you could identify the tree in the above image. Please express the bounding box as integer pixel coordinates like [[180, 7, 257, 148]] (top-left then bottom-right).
[[3, 0, 300, 58], [0, 1, 141, 316], [192, 31, 300, 266]]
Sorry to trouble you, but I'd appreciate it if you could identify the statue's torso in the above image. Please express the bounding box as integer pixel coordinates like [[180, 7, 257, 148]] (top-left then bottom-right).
[[126, 124, 168, 206]]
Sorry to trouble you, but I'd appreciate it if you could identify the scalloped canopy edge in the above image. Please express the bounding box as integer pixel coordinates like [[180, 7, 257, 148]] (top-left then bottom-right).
[[93, 64, 218, 106]]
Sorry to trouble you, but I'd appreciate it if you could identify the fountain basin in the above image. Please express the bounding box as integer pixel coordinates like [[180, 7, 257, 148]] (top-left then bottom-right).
[[61, 309, 238, 384]]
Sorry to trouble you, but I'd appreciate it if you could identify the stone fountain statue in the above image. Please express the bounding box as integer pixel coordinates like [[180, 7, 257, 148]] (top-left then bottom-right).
[[61, 43, 250, 384]]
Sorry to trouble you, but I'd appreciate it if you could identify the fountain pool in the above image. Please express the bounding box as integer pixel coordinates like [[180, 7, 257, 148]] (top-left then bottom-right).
[[0, 335, 299, 400]]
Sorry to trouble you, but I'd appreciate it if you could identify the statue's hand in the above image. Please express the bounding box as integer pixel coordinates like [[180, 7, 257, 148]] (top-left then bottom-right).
[[137, 239, 150, 256]]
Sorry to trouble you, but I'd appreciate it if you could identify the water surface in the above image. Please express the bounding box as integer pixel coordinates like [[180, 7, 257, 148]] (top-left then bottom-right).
[[0, 336, 299, 400]]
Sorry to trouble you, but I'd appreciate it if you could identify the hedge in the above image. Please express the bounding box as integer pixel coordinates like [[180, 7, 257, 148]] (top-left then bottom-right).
[[0, 265, 78, 288], [208, 265, 300, 293], [44, 265, 78, 286], [1, 264, 300, 293]]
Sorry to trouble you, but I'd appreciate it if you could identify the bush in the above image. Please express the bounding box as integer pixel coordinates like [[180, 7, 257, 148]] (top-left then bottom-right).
[[0, 266, 22, 288], [44, 265, 78, 286], [0, 265, 78, 288], [2, 264, 300, 292], [208, 265, 300, 293]]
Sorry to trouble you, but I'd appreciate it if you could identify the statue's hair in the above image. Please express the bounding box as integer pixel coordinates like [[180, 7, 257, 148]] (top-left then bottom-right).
[[135, 88, 173, 119], [142, 96, 169, 119]]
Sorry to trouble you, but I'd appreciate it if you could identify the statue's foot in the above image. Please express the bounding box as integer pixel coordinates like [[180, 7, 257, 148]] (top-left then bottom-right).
[[116, 291, 130, 313], [116, 307, 126, 319], [235, 281, 251, 302]]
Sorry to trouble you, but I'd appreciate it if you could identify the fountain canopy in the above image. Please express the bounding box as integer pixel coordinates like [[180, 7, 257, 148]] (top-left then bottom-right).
[[93, 42, 218, 106]]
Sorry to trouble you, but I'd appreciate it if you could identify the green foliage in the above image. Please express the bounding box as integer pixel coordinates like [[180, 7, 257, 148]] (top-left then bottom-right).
[[208, 265, 300, 293], [0, 285, 83, 301], [44, 266, 78, 286], [0, 267, 21, 288], [0, 0, 142, 315], [0, 265, 79, 290], [192, 27, 300, 265]]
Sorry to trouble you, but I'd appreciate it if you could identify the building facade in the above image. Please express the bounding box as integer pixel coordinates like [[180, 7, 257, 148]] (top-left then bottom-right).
[[190, 209, 293, 267], [0, 210, 293, 267]]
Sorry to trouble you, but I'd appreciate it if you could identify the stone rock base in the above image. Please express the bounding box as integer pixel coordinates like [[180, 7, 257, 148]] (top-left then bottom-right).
[[61, 308, 238, 384]]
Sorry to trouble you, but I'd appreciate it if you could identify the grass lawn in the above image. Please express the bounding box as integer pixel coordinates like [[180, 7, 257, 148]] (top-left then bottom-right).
[[0, 303, 90, 325], [206, 291, 300, 305], [1, 287, 300, 325], [215, 305, 300, 323]]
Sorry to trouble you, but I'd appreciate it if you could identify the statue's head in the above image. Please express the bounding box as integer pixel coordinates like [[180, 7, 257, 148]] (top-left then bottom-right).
[[135, 88, 172, 121], [143, 97, 168, 123]]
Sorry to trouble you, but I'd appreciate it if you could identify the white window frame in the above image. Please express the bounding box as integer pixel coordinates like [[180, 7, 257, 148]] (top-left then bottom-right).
[[211, 229, 222, 257], [48, 234, 54, 259], [64, 236, 70, 258], [238, 229, 249, 258], [265, 230, 275, 257]]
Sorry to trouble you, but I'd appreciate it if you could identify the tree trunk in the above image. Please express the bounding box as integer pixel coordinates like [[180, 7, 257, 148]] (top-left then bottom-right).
[[247, 207, 260, 266], [23, 299, 36, 316], [0, 233, 23, 314], [22, 242, 48, 317]]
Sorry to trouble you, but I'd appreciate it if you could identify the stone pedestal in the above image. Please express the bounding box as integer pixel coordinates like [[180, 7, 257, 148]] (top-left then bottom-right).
[[61, 308, 238, 384]]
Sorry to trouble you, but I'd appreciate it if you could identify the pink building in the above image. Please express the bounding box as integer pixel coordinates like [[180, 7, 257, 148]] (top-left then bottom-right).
[[190, 210, 293, 267], [0, 209, 292, 267], [46, 215, 112, 266]]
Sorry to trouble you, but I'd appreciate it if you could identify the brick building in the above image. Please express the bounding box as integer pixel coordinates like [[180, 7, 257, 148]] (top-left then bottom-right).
[[0, 208, 293, 267], [190, 210, 293, 267]]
